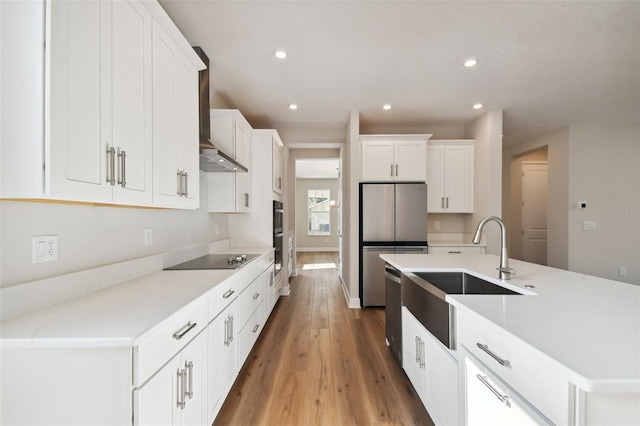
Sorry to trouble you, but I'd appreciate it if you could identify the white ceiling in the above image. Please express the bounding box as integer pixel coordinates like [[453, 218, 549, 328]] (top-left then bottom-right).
[[159, 0, 640, 147]]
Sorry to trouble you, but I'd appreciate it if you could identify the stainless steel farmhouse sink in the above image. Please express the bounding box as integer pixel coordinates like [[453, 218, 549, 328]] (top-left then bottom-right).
[[402, 272, 522, 349]]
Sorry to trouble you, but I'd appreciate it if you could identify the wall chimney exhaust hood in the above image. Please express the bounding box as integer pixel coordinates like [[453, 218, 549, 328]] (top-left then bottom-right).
[[193, 47, 248, 173]]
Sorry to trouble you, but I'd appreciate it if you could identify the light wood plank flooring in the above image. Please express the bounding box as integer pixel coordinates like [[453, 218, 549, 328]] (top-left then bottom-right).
[[213, 252, 433, 426]]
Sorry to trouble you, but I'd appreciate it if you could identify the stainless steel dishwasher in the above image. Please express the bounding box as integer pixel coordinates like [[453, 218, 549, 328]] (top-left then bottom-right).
[[385, 264, 402, 366]]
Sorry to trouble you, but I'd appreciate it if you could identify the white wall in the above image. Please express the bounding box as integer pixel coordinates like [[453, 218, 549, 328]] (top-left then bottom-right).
[[0, 172, 228, 287], [295, 179, 340, 250], [568, 126, 640, 284], [464, 110, 504, 255]]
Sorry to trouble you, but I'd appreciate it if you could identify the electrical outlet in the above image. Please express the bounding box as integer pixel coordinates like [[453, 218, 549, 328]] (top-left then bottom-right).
[[434, 221, 440, 230], [144, 228, 153, 246], [619, 267, 627, 277], [32, 235, 58, 263]]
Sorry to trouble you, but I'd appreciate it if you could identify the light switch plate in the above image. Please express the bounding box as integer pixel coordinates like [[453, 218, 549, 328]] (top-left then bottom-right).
[[32, 235, 58, 263]]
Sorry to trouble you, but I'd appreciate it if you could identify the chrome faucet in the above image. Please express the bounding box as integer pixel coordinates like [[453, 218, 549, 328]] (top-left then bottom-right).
[[472, 216, 516, 280]]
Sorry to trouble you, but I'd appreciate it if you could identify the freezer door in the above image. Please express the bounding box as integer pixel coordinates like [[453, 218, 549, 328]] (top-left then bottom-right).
[[395, 183, 428, 243], [362, 183, 395, 242], [362, 246, 395, 306]]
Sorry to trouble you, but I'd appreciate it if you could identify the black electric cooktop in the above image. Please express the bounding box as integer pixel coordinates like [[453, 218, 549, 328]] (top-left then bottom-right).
[[164, 253, 260, 270]]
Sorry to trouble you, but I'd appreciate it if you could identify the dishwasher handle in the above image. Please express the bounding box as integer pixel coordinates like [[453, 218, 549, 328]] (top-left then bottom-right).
[[385, 265, 402, 284]]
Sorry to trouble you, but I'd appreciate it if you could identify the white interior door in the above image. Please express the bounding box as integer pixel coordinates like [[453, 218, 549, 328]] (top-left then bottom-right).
[[522, 162, 548, 265]]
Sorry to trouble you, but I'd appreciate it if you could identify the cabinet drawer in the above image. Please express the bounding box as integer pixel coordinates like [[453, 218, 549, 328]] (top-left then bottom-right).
[[429, 246, 485, 255], [208, 277, 239, 322], [133, 297, 207, 387], [458, 309, 573, 425], [237, 275, 265, 332], [237, 300, 266, 367]]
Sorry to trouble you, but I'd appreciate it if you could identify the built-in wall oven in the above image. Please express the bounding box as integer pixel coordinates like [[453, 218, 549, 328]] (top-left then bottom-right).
[[273, 200, 284, 276]]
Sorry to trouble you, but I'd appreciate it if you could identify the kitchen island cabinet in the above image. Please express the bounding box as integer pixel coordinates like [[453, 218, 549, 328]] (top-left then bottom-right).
[[381, 253, 640, 425], [0, 248, 275, 425]]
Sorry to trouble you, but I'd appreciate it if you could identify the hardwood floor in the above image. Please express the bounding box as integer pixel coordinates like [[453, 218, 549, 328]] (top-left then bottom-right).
[[213, 252, 433, 426]]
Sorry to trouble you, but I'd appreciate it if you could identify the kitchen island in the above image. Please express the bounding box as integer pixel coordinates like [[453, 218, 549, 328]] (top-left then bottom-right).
[[380, 253, 640, 425]]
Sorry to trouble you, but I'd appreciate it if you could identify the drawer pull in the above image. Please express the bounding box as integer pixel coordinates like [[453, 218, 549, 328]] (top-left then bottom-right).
[[476, 374, 511, 408], [477, 343, 510, 367], [173, 322, 197, 340], [252, 324, 260, 333], [253, 292, 260, 300], [223, 289, 236, 299], [448, 251, 462, 254]]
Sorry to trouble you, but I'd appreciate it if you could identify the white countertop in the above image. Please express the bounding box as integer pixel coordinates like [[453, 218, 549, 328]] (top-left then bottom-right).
[[0, 247, 272, 349], [380, 253, 640, 393]]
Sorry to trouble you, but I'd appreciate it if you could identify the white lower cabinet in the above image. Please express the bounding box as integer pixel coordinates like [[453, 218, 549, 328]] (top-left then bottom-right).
[[465, 354, 551, 426], [207, 302, 238, 424], [402, 307, 459, 426], [134, 328, 206, 426]]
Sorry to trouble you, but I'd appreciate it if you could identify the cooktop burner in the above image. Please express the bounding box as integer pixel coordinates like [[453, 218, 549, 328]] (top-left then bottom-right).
[[164, 253, 260, 270]]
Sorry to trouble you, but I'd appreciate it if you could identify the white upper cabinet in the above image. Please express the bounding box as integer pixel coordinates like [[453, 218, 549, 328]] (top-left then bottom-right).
[[360, 135, 431, 182], [1, 0, 203, 208], [272, 133, 284, 194], [207, 110, 253, 213], [427, 140, 474, 213], [152, 20, 201, 209]]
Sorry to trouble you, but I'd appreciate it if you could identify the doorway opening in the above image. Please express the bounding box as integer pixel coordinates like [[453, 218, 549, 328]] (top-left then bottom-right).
[[509, 147, 548, 264], [294, 158, 341, 275]]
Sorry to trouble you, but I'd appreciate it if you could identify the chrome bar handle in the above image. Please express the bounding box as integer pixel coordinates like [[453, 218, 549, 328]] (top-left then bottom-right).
[[419, 339, 426, 369], [395, 164, 398, 176], [253, 292, 260, 300], [176, 170, 183, 196], [106, 147, 116, 185], [229, 315, 234, 342], [185, 361, 194, 399], [245, 193, 249, 207], [173, 321, 197, 340], [441, 197, 444, 208], [446, 197, 449, 208], [183, 172, 188, 197], [117, 150, 126, 187], [390, 164, 393, 177], [177, 368, 186, 409], [223, 317, 229, 346], [223, 289, 235, 299], [252, 324, 260, 333], [476, 343, 510, 367], [415, 336, 419, 364], [476, 374, 511, 407]]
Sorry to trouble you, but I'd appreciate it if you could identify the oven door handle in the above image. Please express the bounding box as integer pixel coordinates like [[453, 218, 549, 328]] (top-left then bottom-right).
[[274, 232, 284, 237]]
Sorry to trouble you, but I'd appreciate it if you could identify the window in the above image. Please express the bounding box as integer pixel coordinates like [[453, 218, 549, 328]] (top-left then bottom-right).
[[308, 189, 330, 236]]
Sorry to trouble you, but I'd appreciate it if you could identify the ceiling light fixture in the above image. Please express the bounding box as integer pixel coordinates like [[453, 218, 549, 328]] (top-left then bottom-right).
[[473, 103, 483, 109], [274, 50, 287, 59], [289, 104, 298, 110], [464, 58, 478, 67], [383, 104, 392, 110]]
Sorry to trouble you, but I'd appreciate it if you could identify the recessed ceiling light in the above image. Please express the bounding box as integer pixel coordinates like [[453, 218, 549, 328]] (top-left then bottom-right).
[[289, 104, 298, 110], [473, 103, 483, 109], [464, 58, 478, 67], [274, 50, 287, 59], [383, 104, 392, 110]]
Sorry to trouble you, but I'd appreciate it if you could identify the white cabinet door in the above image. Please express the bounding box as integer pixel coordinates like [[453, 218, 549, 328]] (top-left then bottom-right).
[[361, 138, 428, 182], [207, 303, 238, 424], [427, 141, 474, 213], [111, 0, 152, 205], [151, 19, 199, 209], [402, 307, 427, 405], [361, 140, 395, 181], [48, 0, 112, 202], [272, 134, 284, 194], [425, 335, 459, 426], [394, 140, 427, 181], [135, 330, 206, 426]]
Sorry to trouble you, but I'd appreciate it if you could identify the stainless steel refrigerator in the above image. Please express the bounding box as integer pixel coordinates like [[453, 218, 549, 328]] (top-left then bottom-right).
[[360, 182, 428, 307]]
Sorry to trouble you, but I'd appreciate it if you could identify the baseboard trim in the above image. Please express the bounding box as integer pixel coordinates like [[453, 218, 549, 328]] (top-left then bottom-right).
[[339, 275, 361, 309]]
